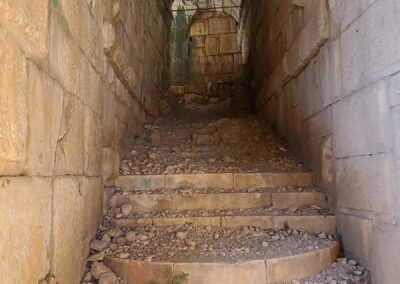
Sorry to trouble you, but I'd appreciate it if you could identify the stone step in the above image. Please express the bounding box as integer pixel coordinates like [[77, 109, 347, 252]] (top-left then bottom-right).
[[110, 191, 327, 212], [107, 214, 336, 234], [104, 243, 340, 284], [115, 172, 314, 191]]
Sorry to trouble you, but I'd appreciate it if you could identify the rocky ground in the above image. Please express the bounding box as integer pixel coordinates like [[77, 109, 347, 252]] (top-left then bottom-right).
[[82, 223, 369, 284], [282, 258, 370, 284], [89, 224, 337, 262], [113, 185, 321, 195], [106, 205, 332, 220], [82, 96, 370, 283], [120, 101, 304, 175]]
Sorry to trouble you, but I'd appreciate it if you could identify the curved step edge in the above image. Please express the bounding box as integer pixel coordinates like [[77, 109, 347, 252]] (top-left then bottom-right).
[[104, 242, 340, 284]]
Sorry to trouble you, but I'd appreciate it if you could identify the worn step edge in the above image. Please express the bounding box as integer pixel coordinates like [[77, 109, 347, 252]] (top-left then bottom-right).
[[115, 172, 314, 191], [104, 242, 340, 284], [110, 192, 327, 212], [109, 215, 336, 234]]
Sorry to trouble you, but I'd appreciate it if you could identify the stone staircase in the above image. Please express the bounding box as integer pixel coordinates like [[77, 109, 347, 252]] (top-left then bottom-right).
[[90, 104, 342, 284], [100, 171, 339, 284]]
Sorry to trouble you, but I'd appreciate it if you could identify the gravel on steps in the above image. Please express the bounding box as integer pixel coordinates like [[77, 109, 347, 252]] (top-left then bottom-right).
[[281, 258, 370, 284], [89, 224, 337, 262], [106, 205, 333, 220], [113, 185, 322, 195], [120, 117, 305, 176]]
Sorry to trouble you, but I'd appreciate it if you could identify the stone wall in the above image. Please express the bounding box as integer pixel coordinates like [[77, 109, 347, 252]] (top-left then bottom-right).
[[241, 0, 400, 283], [0, 0, 170, 282], [170, 6, 242, 91], [189, 11, 242, 85]]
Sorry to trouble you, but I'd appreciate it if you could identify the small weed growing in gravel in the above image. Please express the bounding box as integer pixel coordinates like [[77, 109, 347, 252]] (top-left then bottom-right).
[[149, 268, 189, 284]]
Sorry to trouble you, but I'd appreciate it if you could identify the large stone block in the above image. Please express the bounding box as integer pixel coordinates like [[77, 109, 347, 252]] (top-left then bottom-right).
[[0, 29, 28, 175], [82, 177, 103, 242], [266, 0, 329, 97], [102, 89, 117, 147], [336, 154, 395, 215], [49, 12, 81, 97], [329, 0, 377, 37], [219, 33, 238, 54], [84, 106, 102, 176], [60, 0, 103, 71], [0, 0, 49, 59], [214, 55, 234, 74], [205, 36, 218, 55], [54, 94, 84, 175], [79, 55, 103, 116], [24, 62, 63, 176], [0, 177, 52, 283], [332, 81, 391, 158], [371, 223, 400, 284], [340, 0, 400, 95], [175, 261, 266, 284], [190, 20, 208, 36], [51, 177, 86, 284], [102, 147, 119, 186], [338, 214, 372, 267], [208, 16, 236, 34], [307, 107, 332, 140]]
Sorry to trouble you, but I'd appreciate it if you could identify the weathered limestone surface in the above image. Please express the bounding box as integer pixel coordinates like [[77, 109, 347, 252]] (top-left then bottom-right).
[[241, 0, 400, 282], [0, 29, 27, 175], [24, 62, 63, 176], [0, 0, 49, 60], [190, 12, 241, 85], [0, 0, 171, 282], [54, 93, 85, 176], [0, 177, 52, 283], [171, 10, 241, 87], [51, 177, 86, 284]]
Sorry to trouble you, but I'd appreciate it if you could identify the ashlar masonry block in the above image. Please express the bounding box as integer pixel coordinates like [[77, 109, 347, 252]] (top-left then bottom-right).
[[0, 0, 49, 59], [0, 29, 27, 175], [54, 94, 85, 176], [0, 177, 52, 283], [51, 177, 87, 284], [24, 62, 63, 176]]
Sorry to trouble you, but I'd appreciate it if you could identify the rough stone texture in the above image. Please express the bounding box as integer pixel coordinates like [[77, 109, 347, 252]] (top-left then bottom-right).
[[102, 148, 120, 186], [51, 177, 86, 284], [24, 62, 63, 176], [371, 223, 400, 284], [0, 177, 52, 284], [241, 0, 400, 282], [337, 214, 372, 267], [174, 261, 267, 284], [83, 177, 103, 241], [0, 0, 171, 282], [84, 106, 102, 176], [172, 10, 241, 87], [0, 0, 49, 60], [54, 93, 85, 176], [103, 243, 339, 284], [336, 154, 395, 215], [332, 81, 391, 158], [0, 28, 27, 175], [266, 243, 340, 283]]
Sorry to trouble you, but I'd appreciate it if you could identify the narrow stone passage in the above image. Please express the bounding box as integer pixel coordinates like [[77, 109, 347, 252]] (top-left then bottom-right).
[[82, 97, 369, 284], [1, 0, 399, 283]]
